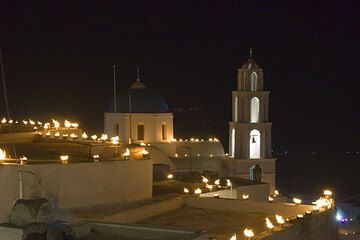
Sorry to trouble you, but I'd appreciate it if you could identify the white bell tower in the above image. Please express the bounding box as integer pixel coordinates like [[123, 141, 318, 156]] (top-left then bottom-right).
[[226, 49, 276, 193]]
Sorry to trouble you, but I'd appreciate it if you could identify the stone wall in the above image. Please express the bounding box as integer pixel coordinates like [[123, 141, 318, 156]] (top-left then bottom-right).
[[0, 159, 152, 223]]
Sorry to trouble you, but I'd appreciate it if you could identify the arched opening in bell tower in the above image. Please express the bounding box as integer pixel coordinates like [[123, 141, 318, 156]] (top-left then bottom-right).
[[250, 97, 259, 123], [249, 129, 260, 158], [250, 72, 257, 91], [231, 128, 236, 157], [234, 97, 238, 122]]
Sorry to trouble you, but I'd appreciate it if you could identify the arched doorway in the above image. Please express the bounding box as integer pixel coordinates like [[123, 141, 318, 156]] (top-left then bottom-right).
[[249, 129, 260, 158]]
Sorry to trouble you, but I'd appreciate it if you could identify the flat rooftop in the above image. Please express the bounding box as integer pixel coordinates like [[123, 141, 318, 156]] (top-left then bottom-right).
[[136, 205, 268, 240]]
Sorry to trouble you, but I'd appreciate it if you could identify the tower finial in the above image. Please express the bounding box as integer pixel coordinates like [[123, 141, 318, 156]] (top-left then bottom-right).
[[136, 66, 140, 81], [249, 47, 253, 59]]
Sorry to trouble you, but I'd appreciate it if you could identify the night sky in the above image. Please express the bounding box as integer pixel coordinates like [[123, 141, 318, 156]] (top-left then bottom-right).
[[1, 1, 359, 198]]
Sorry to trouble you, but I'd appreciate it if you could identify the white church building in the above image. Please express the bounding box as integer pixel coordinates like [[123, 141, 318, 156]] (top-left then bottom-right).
[[104, 71, 174, 144], [225, 49, 276, 192]]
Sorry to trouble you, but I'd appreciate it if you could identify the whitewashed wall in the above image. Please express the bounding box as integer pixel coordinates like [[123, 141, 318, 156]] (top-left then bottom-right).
[[0, 159, 152, 223]]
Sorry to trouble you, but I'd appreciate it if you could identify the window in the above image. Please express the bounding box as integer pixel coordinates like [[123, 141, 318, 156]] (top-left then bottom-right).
[[115, 124, 119, 136], [250, 72, 257, 91], [249, 129, 260, 159], [137, 124, 144, 140], [234, 97, 238, 122], [250, 97, 259, 123], [162, 123, 167, 140], [231, 128, 235, 158]]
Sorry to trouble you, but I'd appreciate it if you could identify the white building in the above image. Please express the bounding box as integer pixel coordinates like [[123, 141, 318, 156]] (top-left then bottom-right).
[[225, 49, 276, 192], [104, 72, 174, 144]]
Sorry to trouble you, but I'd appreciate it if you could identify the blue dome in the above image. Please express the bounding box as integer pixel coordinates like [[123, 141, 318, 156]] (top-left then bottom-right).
[[107, 81, 169, 113]]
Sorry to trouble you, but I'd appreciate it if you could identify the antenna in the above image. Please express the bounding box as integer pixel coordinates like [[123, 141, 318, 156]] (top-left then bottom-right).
[[249, 47, 253, 59], [113, 65, 117, 135]]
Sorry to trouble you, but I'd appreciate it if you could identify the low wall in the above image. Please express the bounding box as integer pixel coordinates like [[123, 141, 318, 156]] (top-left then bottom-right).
[[0, 159, 152, 223], [255, 209, 338, 240], [184, 197, 313, 217], [200, 183, 270, 202]]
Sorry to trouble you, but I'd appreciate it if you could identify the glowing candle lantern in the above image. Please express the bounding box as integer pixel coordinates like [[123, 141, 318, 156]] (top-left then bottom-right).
[[197, 154, 200, 157], [195, 138, 199, 142], [174, 153, 178, 157], [93, 154, 100, 162], [213, 193, 220, 198], [29, 120, 35, 125], [201, 176, 209, 183], [194, 188, 202, 194], [268, 196, 274, 202], [8, 119, 13, 124], [1, 118, 6, 124], [226, 179, 232, 187], [64, 119, 72, 128], [62, 134, 68, 139], [179, 139, 183, 142], [274, 190, 279, 197], [275, 215, 285, 225], [229, 233, 236, 240], [184, 188, 189, 193], [208, 138, 213, 141], [70, 133, 77, 140], [213, 138, 219, 142], [23, 120, 28, 125], [206, 184, 213, 191], [184, 154, 188, 157], [82, 132, 88, 139], [20, 156, 27, 165], [46, 132, 51, 138], [167, 174, 173, 179], [43, 123, 50, 130], [33, 126, 38, 130], [312, 197, 331, 211], [141, 148, 149, 158], [323, 190, 332, 199], [265, 217, 274, 231], [60, 155, 68, 164], [37, 121, 42, 125], [54, 132, 60, 138], [242, 194, 249, 200], [91, 135, 97, 141], [243, 228, 254, 239], [0, 149, 7, 162], [306, 210, 311, 214], [293, 198, 302, 205], [297, 214, 304, 218], [140, 142, 146, 146], [100, 134, 108, 141], [111, 136, 119, 145], [190, 138, 194, 141], [52, 119, 60, 128], [71, 123, 79, 128], [214, 179, 220, 186], [123, 148, 130, 159], [210, 154, 213, 157]]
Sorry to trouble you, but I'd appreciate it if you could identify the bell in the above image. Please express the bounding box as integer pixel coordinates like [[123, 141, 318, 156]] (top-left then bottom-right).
[[252, 136, 256, 143]]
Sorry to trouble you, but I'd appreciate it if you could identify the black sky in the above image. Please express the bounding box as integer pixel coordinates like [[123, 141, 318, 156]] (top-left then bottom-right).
[[1, 1, 360, 194]]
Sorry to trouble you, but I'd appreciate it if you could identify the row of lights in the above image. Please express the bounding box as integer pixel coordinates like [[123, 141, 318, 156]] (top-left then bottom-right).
[[229, 190, 334, 239], [168, 138, 220, 143], [1, 118, 79, 130]]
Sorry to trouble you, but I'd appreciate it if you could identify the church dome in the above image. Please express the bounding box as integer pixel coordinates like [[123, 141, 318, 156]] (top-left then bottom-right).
[[241, 59, 260, 69], [240, 48, 261, 69], [107, 80, 170, 113]]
